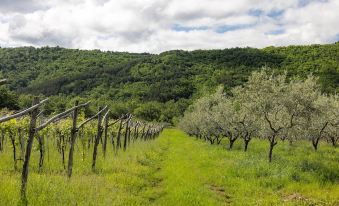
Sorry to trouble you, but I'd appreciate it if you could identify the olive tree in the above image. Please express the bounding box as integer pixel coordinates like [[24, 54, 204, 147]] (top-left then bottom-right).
[[299, 94, 338, 150], [180, 69, 338, 161], [213, 99, 240, 149], [232, 87, 259, 151], [180, 87, 224, 144], [235, 70, 290, 162], [325, 95, 339, 147], [279, 75, 321, 146]]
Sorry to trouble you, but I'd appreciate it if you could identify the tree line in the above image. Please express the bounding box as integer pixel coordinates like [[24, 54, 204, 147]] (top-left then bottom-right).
[[0, 43, 338, 123]]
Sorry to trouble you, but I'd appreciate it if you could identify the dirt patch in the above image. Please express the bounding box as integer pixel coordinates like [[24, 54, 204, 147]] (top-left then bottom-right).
[[282, 193, 309, 202], [281, 193, 328, 205], [208, 184, 232, 204]]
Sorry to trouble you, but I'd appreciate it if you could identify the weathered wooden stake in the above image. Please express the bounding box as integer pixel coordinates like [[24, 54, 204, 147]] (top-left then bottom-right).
[[133, 123, 139, 141], [20, 97, 39, 202], [141, 125, 146, 140], [67, 100, 79, 178], [9, 131, 17, 170], [123, 115, 131, 151], [37, 135, 44, 172], [92, 107, 104, 171], [102, 111, 109, 158], [116, 118, 123, 152]]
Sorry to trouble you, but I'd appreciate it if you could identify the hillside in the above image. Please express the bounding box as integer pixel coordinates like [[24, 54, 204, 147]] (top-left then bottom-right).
[[0, 43, 338, 122]]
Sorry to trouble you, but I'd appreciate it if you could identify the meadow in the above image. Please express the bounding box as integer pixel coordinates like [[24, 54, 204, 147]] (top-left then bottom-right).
[[0, 129, 338, 206]]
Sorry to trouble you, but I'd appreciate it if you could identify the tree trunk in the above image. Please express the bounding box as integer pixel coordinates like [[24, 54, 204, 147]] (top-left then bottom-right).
[[312, 122, 328, 151], [61, 135, 66, 169], [38, 135, 44, 172], [268, 138, 277, 162], [92, 107, 104, 171], [67, 100, 79, 178], [312, 137, 319, 151], [217, 136, 222, 144], [207, 135, 213, 144], [330, 137, 337, 147], [9, 133, 17, 170], [244, 139, 250, 152], [21, 97, 39, 202], [229, 138, 236, 150]]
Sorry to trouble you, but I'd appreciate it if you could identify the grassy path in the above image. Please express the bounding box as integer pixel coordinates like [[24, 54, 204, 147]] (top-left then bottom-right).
[[154, 129, 227, 206], [153, 129, 339, 206], [0, 128, 338, 205]]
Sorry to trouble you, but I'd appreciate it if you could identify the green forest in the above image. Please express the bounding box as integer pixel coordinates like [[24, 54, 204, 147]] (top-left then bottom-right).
[[1, 43, 338, 123]]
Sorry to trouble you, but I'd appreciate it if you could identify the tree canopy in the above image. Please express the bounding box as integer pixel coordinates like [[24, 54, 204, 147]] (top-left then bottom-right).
[[0, 43, 338, 123]]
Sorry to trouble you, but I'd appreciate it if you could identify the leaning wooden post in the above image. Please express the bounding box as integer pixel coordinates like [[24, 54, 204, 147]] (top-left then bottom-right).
[[20, 97, 39, 202], [116, 118, 124, 152], [141, 124, 146, 140], [92, 107, 104, 171], [102, 110, 109, 158], [67, 100, 79, 178], [145, 126, 151, 141], [123, 115, 131, 151], [133, 123, 139, 141], [127, 121, 132, 146]]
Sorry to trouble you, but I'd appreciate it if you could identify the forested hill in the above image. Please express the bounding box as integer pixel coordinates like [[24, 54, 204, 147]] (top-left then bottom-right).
[[0, 43, 338, 123]]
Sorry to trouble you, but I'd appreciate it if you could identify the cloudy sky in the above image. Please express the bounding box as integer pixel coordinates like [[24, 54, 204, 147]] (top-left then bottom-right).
[[0, 0, 338, 53]]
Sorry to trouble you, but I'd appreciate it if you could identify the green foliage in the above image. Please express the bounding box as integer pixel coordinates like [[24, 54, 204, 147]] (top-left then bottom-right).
[[0, 87, 19, 110], [0, 43, 338, 122], [134, 102, 162, 122], [180, 69, 339, 161]]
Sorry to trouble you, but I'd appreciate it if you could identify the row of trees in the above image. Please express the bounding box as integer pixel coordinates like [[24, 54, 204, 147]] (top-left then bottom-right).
[[180, 70, 338, 162]]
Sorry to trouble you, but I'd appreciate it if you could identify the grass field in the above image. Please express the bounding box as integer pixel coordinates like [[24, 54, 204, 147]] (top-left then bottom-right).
[[0, 129, 338, 205]]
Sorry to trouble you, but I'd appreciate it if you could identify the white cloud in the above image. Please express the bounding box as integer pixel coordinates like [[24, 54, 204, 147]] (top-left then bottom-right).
[[0, 0, 338, 53]]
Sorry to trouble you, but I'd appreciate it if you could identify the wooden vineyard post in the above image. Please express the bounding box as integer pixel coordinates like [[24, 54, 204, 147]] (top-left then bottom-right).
[[145, 125, 151, 141], [116, 118, 124, 152], [102, 110, 109, 158], [92, 107, 104, 171], [20, 97, 39, 202], [37, 135, 45, 172], [141, 124, 146, 140], [67, 100, 79, 178], [133, 122, 139, 142], [9, 131, 17, 170], [127, 125, 131, 146], [123, 115, 131, 151]]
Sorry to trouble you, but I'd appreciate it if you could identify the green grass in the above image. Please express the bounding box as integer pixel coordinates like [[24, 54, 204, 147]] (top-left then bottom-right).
[[0, 129, 338, 205]]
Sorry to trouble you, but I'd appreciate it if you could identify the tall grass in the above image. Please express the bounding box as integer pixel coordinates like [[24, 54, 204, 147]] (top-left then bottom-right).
[[0, 129, 338, 205]]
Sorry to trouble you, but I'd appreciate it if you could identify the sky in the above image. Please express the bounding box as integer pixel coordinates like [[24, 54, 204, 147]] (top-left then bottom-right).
[[0, 0, 338, 53]]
